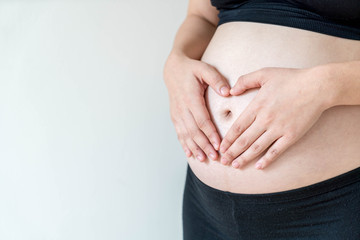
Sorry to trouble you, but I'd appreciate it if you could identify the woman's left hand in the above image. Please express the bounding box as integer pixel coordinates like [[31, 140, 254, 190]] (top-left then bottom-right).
[[219, 66, 332, 170]]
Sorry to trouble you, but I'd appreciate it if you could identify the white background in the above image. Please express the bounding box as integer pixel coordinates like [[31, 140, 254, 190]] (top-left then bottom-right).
[[0, 1, 188, 239]]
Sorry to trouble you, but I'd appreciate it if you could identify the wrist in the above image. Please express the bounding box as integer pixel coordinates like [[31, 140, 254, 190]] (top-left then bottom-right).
[[168, 49, 192, 63], [164, 50, 196, 86], [309, 63, 342, 110], [164, 51, 188, 76]]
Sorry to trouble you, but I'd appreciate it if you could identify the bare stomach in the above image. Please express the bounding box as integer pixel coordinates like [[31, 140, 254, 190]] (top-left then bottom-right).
[[187, 22, 360, 194]]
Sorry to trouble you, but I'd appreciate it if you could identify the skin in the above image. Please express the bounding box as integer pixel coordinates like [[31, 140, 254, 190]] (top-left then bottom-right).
[[163, 0, 228, 163], [220, 67, 332, 169], [164, 0, 360, 172], [220, 62, 360, 170], [164, 53, 230, 161]]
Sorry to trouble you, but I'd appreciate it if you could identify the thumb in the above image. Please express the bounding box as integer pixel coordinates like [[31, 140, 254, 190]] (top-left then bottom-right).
[[230, 69, 265, 95], [195, 62, 231, 97]]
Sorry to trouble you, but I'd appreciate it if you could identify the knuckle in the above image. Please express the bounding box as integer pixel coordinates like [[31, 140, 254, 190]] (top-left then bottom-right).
[[198, 117, 211, 129], [195, 147, 204, 156], [269, 147, 279, 157], [221, 138, 230, 146], [236, 137, 248, 148], [189, 145, 197, 153], [197, 68, 209, 84], [186, 145, 195, 154], [195, 129, 204, 138], [234, 125, 243, 134], [225, 150, 237, 159], [263, 113, 275, 126], [262, 148, 279, 164], [203, 63, 214, 73], [250, 110, 258, 119], [208, 132, 218, 141], [188, 144, 200, 153], [184, 138, 192, 147], [204, 144, 214, 155], [189, 129, 200, 138], [194, 135, 207, 148], [213, 74, 223, 86], [251, 143, 261, 154]]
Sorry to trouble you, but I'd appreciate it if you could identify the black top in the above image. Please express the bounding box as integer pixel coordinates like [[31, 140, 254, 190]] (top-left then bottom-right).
[[210, 0, 360, 40]]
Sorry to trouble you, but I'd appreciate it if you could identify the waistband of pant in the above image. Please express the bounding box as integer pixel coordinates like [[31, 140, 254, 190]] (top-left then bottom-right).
[[187, 163, 360, 203]]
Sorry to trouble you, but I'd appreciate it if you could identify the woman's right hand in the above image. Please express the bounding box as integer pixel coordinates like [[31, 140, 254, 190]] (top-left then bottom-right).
[[163, 52, 231, 162]]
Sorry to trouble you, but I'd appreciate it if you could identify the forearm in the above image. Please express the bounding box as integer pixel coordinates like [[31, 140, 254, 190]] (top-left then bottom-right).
[[313, 61, 360, 108], [169, 14, 216, 61]]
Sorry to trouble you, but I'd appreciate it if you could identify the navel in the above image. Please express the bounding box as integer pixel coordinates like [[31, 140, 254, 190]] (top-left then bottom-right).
[[223, 109, 232, 119]]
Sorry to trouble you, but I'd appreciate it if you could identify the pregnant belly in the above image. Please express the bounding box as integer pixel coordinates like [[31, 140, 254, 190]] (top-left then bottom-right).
[[187, 22, 360, 194]]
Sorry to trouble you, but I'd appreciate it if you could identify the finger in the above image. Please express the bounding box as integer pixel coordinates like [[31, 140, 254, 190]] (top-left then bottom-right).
[[188, 95, 221, 151], [174, 123, 193, 158], [185, 137, 206, 162], [232, 130, 281, 168], [183, 143, 192, 158], [180, 139, 192, 158], [230, 68, 267, 96], [184, 109, 218, 161], [254, 135, 292, 170], [171, 110, 193, 158], [221, 120, 266, 166], [194, 61, 231, 97], [219, 107, 257, 153]]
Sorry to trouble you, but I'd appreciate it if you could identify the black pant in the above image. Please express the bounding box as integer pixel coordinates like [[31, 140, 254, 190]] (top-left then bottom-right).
[[182, 163, 360, 240]]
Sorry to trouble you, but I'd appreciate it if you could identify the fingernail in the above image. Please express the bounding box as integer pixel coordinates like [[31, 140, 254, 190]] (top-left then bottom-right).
[[220, 86, 229, 96], [255, 160, 263, 169], [197, 154, 204, 161], [209, 153, 216, 160], [232, 161, 240, 168], [212, 141, 219, 150], [220, 146, 226, 153], [221, 157, 228, 165]]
